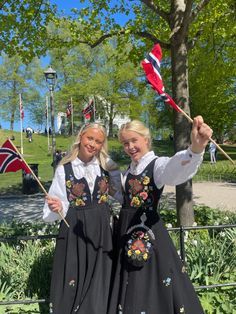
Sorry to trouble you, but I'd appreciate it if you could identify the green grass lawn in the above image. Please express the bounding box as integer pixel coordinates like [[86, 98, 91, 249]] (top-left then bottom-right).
[[0, 129, 236, 194]]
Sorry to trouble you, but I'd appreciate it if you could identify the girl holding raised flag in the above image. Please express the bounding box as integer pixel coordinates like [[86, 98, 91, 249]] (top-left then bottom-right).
[[109, 115, 212, 314]]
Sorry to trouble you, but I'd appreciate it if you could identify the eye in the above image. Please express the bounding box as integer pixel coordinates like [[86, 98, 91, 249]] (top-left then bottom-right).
[[96, 140, 103, 145]]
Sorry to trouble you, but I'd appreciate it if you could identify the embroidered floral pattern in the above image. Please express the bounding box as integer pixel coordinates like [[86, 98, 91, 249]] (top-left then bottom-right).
[[163, 277, 172, 286], [125, 230, 153, 266], [128, 172, 152, 208], [66, 173, 109, 206], [69, 279, 75, 287], [97, 175, 109, 204], [182, 265, 187, 273], [66, 178, 87, 206]]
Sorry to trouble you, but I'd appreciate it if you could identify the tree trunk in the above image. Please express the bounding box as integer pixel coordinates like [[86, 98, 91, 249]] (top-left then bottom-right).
[[171, 41, 195, 226]]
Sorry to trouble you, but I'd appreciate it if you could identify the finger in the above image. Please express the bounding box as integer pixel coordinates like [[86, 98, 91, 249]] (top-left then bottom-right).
[[199, 123, 213, 139], [192, 116, 204, 130]]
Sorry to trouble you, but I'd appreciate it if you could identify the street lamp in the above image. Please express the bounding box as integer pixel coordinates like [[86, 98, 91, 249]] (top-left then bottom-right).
[[44, 66, 57, 172]]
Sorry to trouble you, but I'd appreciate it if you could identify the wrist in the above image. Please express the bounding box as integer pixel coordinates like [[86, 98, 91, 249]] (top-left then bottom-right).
[[190, 145, 204, 154]]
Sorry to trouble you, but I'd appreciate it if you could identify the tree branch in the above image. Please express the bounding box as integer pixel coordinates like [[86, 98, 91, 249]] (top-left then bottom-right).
[[190, 0, 211, 23], [140, 0, 170, 23], [69, 29, 170, 50], [187, 29, 203, 49], [180, 0, 193, 38]]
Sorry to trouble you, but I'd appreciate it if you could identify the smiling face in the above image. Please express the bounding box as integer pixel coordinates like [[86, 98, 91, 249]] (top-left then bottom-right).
[[120, 130, 149, 162], [78, 128, 105, 163]]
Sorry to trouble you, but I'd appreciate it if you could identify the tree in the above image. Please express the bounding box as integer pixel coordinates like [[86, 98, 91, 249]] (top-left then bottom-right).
[[0, 54, 44, 130], [0, 0, 55, 62], [46, 26, 144, 136], [188, 9, 236, 143], [52, 0, 235, 225]]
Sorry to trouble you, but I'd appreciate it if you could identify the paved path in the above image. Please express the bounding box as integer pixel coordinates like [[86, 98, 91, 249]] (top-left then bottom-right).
[[162, 181, 236, 212], [0, 182, 235, 223]]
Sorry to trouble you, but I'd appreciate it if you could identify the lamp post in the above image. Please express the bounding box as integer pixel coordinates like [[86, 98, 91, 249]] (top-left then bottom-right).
[[44, 66, 57, 172]]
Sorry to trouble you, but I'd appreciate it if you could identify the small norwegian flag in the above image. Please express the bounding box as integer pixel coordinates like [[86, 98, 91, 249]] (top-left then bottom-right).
[[66, 102, 72, 118], [0, 140, 30, 174], [82, 99, 94, 119]]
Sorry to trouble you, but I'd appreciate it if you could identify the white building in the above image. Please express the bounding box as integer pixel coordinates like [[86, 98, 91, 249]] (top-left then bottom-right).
[[57, 95, 130, 135]]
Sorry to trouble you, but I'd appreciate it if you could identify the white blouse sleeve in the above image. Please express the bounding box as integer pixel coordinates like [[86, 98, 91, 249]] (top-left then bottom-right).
[[43, 165, 70, 223], [154, 147, 204, 188]]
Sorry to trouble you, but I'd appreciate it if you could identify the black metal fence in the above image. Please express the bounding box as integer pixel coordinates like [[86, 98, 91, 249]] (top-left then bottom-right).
[[0, 223, 235, 307]]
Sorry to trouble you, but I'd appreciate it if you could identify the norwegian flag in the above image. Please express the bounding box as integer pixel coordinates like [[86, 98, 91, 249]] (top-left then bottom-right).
[[82, 99, 94, 119], [0, 140, 30, 174], [19, 94, 24, 119], [141, 44, 181, 112], [66, 102, 72, 118]]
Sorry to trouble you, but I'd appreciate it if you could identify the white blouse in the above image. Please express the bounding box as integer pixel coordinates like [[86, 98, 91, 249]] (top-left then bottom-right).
[[122, 148, 204, 189], [43, 148, 203, 222], [43, 156, 122, 222]]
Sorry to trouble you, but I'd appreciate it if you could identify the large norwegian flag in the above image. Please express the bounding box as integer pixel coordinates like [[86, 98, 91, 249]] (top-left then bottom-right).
[[141, 44, 181, 112], [0, 140, 30, 174]]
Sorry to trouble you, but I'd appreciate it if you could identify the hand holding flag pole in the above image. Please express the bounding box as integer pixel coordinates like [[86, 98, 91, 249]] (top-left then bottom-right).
[[141, 44, 234, 165], [0, 139, 70, 227]]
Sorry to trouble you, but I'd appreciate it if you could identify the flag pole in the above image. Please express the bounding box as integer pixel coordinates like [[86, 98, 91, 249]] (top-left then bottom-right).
[[19, 94, 23, 155], [93, 96, 96, 121], [176, 106, 234, 165], [46, 96, 50, 152], [71, 97, 74, 135], [9, 139, 70, 227]]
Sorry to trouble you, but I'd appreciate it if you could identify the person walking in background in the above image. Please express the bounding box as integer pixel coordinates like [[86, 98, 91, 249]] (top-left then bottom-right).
[[43, 123, 121, 314], [209, 141, 217, 164], [26, 127, 33, 142], [108, 116, 212, 314]]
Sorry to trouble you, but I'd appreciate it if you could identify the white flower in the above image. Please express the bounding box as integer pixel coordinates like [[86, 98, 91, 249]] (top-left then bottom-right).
[[220, 232, 226, 238], [184, 231, 189, 242], [166, 223, 173, 228], [191, 239, 198, 246], [192, 221, 197, 227]]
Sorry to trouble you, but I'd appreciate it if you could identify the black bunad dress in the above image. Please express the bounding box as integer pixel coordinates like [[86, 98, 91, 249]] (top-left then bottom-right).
[[50, 162, 113, 314], [108, 159, 204, 314]]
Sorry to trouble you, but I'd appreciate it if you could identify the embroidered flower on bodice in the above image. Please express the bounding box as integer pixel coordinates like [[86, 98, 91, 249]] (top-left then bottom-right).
[[66, 173, 109, 206], [66, 178, 87, 206], [128, 171, 152, 208], [97, 175, 109, 203]]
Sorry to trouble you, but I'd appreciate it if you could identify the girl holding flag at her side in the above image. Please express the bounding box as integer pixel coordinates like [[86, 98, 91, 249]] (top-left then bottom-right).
[[43, 123, 122, 314], [108, 116, 212, 314]]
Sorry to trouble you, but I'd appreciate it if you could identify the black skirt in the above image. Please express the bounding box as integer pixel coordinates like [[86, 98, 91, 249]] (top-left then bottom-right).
[[50, 203, 113, 314], [108, 207, 205, 314]]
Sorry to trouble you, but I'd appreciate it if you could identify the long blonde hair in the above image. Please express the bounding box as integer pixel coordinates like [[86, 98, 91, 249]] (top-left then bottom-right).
[[118, 120, 152, 150], [60, 123, 118, 171]]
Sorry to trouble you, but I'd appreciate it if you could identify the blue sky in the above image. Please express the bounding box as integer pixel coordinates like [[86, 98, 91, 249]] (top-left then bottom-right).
[[0, 0, 131, 132]]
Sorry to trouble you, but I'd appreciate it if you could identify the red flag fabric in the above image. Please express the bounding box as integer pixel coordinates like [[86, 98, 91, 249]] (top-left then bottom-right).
[[66, 102, 72, 118], [141, 44, 181, 112], [20, 95, 24, 119], [82, 99, 94, 119], [0, 140, 31, 174]]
